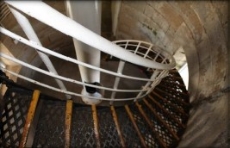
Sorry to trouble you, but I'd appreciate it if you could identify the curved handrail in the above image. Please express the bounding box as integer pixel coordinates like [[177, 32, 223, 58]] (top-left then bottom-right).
[[1, 68, 148, 101], [0, 27, 163, 82], [113, 40, 174, 61], [0, 53, 151, 93], [6, 1, 175, 70]]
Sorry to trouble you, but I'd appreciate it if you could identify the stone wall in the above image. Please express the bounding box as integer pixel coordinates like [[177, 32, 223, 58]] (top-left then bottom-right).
[[115, 1, 229, 147]]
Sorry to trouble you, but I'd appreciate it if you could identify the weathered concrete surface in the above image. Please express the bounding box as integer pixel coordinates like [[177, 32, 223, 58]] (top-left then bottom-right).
[[115, 1, 229, 147], [179, 92, 228, 147]]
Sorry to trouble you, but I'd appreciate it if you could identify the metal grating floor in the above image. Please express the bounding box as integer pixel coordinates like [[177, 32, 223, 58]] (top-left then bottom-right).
[[0, 70, 190, 148], [0, 87, 32, 148]]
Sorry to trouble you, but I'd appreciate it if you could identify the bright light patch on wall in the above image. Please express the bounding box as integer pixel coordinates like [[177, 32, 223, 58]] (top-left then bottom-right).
[[178, 63, 189, 90], [173, 46, 189, 90], [0, 62, 6, 69]]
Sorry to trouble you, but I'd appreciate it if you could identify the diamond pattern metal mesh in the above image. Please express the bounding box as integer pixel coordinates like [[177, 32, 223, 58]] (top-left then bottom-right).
[[71, 105, 96, 148], [144, 99, 181, 134], [151, 92, 187, 124], [0, 87, 32, 148], [97, 107, 122, 148], [129, 105, 160, 147], [155, 85, 190, 118], [115, 107, 142, 148], [0, 70, 190, 148], [138, 101, 174, 147], [32, 97, 66, 147]]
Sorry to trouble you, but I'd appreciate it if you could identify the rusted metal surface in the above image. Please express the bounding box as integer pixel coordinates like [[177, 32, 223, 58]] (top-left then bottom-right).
[[19, 90, 40, 148], [155, 87, 189, 106], [159, 83, 188, 95], [135, 102, 167, 148], [152, 91, 187, 117], [32, 98, 66, 147], [0, 87, 32, 147], [141, 99, 180, 141], [65, 100, 73, 148], [110, 106, 126, 148], [161, 79, 186, 89], [1, 70, 190, 148], [92, 105, 100, 148], [70, 105, 96, 147], [169, 69, 178, 73], [124, 105, 147, 148], [147, 95, 185, 128], [173, 76, 184, 81], [157, 84, 189, 99]]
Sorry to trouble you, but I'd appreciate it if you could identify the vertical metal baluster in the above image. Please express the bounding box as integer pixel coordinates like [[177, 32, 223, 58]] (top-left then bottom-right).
[[110, 61, 125, 104], [9, 7, 70, 99], [134, 42, 141, 54], [143, 45, 152, 59], [110, 41, 128, 104]]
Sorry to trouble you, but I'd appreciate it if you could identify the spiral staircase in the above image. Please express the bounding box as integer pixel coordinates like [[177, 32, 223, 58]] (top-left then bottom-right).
[[0, 1, 191, 148], [0, 69, 190, 148]]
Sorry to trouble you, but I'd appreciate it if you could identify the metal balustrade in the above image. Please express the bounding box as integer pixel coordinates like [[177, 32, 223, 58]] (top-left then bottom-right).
[[0, 1, 176, 104]]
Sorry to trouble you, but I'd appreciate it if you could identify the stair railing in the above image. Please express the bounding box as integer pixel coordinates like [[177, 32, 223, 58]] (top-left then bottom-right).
[[0, 1, 175, 104]]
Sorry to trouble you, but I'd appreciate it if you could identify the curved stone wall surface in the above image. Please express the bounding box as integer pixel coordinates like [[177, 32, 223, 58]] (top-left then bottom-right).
[[115, 1, 229, 147]]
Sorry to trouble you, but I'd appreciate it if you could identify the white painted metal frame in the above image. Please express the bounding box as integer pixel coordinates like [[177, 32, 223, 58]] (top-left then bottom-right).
[[5, 1, 175, 70], [66, 1, 102, 104], [111, 40, 171, 101], [9, 7, 70, 99], [66, 0, 101, 83], [1, 1, 176, 103], [0, 53, 148, 93], [0, 68, 148, 101], [0, 27, 158, 82]]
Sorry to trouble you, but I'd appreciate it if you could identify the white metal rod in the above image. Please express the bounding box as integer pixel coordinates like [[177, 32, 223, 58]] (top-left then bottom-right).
[[153, 52, 162, 61], [128, 50, 153, 60], [111, 61, 125, 99], [0, 62, 6, 69], [145, 65, 168, 95], [6, 1, 175, 70], [146, 71, 168, 94], [134, 42, 141, 54], [0, 53, 147, 93], [134, 70, 160, 101], [9, 7, 70, 99], [113, 40, 174, 60], [66, 1, 101, 83], [143, 45, 153, 58], [112, 1, 121, 36], [134, 62, 167, 102], [0, 27, 154, 82], [1, 68, 148, 101]]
